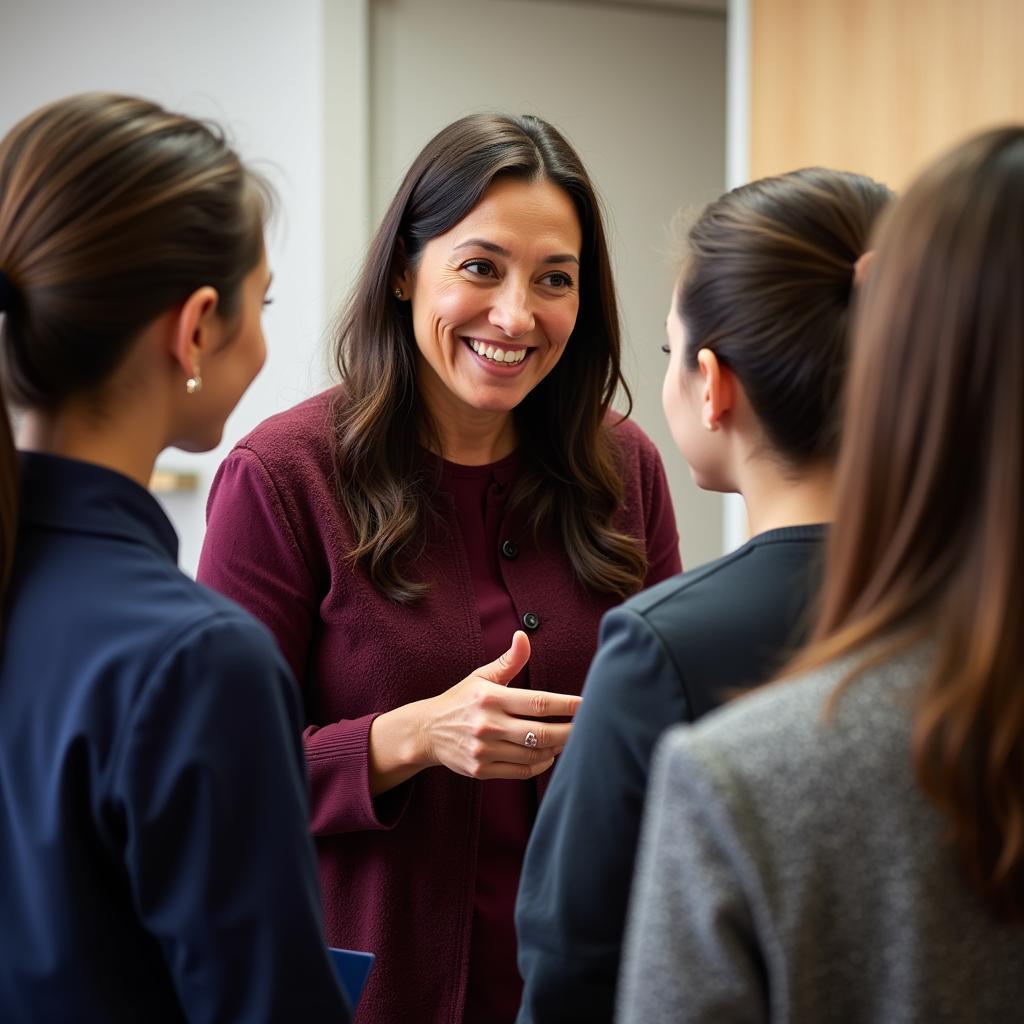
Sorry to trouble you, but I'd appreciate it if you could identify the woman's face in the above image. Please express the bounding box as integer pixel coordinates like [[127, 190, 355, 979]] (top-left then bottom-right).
[[401, 176, 582, 421]]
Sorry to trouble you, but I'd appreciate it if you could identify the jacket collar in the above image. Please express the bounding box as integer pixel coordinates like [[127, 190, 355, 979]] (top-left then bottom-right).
[[18, 451, 179, 564]]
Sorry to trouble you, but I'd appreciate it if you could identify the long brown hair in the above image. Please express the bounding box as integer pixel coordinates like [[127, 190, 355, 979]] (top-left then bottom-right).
[[679, 168, 892, 468], [332, 112, 645, 603], [0, 92, 270, 602], [786, 127, 1024, 921]]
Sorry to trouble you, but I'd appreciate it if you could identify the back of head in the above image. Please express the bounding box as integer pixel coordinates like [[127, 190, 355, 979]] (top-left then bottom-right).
[[0, 92, 270, 597], [803, 126, 1024, 921], [679, 168, 893, 468]]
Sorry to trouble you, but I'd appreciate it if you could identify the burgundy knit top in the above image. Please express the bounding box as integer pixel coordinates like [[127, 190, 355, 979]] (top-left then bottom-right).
[[197, 389, 681, 1024], [439, 452, 531, 1023]]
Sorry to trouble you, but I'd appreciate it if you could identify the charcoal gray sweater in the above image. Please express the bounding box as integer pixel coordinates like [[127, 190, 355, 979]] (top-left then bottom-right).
[[618, 648, 1024, 1023]]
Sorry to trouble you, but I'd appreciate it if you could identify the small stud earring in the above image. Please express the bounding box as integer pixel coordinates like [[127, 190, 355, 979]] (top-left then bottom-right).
[[394, 287, 404, 300], [186, 370, 202, 395]]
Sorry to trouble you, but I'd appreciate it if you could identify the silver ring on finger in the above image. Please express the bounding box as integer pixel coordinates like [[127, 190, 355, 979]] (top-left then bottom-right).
[[524, 730, 539, 749]]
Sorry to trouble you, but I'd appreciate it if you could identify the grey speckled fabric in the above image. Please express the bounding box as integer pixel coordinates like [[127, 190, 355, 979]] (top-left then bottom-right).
[[617, 648, 1024, 1023]]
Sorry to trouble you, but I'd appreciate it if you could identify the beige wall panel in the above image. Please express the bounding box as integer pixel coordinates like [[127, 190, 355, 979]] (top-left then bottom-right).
[[750, 0, 1024, 189]]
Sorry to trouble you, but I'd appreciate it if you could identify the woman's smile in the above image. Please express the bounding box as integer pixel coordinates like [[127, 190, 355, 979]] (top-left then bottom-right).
[[462, 336, 532, 370]]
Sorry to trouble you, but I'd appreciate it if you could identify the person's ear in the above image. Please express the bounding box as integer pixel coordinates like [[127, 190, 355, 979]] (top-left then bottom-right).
[[391, 268, 412, 301], [695, 348, 735, 431], [391, 239, 413, 301], [169, 286, 219, 388]]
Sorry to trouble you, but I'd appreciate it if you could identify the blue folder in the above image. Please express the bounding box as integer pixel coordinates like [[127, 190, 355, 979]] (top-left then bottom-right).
[[328, 947, 376, 1010]]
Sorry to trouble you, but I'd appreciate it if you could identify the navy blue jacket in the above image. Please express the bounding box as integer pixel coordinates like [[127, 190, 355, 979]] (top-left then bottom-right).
[[515, 525, 827, 1024], [0, 453, 349, 1023]]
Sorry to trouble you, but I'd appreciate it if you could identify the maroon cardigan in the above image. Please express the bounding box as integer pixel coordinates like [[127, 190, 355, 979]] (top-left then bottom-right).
[[197, 389, 681, 1024]]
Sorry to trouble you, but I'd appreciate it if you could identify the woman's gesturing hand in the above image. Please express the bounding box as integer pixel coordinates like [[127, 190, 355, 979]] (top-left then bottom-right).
[[420, 630, 581, 781], [368, 631, 582, 795]]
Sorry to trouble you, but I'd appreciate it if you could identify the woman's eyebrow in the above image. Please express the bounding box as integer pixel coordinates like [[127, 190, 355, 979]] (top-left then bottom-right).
[[453, 238, 508, 256], [453, 238, 579, 265]]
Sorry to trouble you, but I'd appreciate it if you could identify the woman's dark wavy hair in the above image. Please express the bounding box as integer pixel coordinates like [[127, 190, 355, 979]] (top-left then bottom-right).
[[679, 167, 893, 468], [331, 112, 645, 603], [0, 92, 270, 604]]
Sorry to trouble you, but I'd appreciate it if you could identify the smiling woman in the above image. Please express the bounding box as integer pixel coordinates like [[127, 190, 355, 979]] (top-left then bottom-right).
[[197, 112, 681, 1024]]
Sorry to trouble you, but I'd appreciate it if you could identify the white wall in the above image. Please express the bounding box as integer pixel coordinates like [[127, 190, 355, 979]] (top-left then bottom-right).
[[0, 0, 335, 575], [724, 0, 751, 551]]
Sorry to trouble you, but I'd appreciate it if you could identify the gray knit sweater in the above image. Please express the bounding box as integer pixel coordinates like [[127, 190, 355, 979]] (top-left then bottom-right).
[[617, 649, 1024, 1023]]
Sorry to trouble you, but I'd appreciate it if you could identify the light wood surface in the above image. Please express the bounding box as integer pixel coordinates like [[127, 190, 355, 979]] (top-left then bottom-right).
[[750, 0, 1024, 190], [149, 470, 199, 495]]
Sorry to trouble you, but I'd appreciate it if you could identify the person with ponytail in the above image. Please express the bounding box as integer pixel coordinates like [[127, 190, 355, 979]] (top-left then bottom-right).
[[619, 127, 1024, 1022], [0, 94, 349, 1022], [515, 167, 891, 1024]]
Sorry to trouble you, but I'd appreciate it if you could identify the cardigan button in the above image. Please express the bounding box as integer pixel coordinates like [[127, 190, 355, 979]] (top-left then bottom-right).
[[522, 612, 540, 631], [501, 539, 519, 559]]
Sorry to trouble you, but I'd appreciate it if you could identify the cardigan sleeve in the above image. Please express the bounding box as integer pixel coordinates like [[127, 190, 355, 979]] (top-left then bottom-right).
[[617, 727, 769, 1024], [198, 446, 409, 835], [642, 443, 682, 585], [112, 614, 351, 1023], [611, 417, 681, 586], [515, 606, 688, 1024]]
